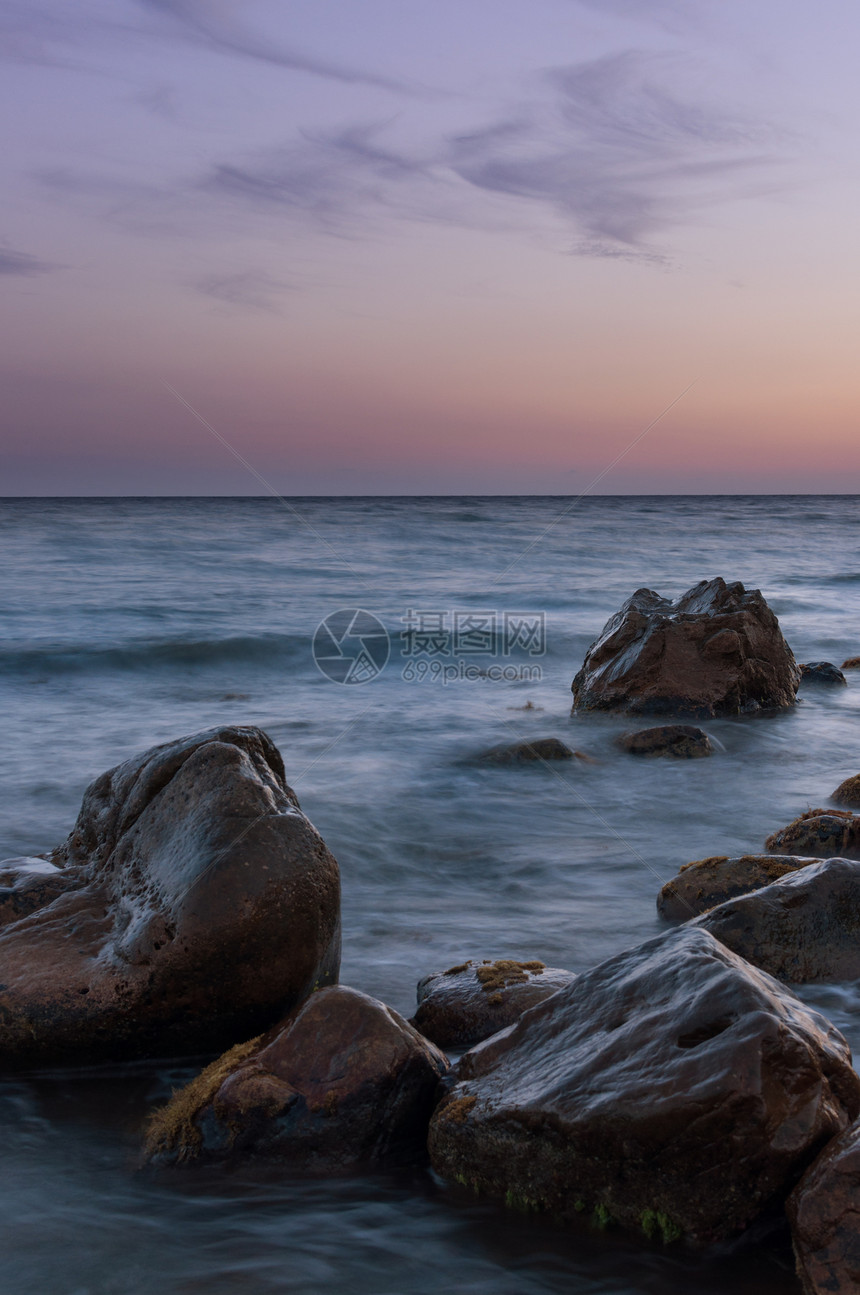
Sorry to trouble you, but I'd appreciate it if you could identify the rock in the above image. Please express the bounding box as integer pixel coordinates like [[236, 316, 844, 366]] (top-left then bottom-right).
[[658, 854, 820, 922], [799, 662, 847, 686], [144, 985, 448, 1170], [832, 775, 860, 809], [617, 725, 712, 759], [411, 959, 577, 1050], [477, 738, 576, 763], [697, 858, 860, 981], [0, 857, 70, 926], [428, 927, 859, 1247], [571, 577, 800, 717], [841, 657, 860, 670], [788, 1119, 860, 1294], [0, 725, 341, 1067], [766, 809, 860, 859]]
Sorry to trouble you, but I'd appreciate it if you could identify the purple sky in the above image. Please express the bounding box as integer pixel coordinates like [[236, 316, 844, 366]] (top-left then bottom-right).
[[2, 0, 860, 493]]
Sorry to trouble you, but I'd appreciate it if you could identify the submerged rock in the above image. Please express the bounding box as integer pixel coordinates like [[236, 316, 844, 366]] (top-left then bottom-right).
[[145, 985, 448, 1171], [0, 726, 341, 1067], [799, 662, 847, 686], [788, 1119, 860, 1294], [696, 857, 860, 982], [617, 725, 712, 759], [571, 577, 800, 718], [412, 959, 576, 1050], [658, 854, 819, 922], [841, 657, 860, 670], [831, 775, 860, 809], [766, 809, 860, 859], [477, 738, 577, 763], [428, 927, 859, 1247]]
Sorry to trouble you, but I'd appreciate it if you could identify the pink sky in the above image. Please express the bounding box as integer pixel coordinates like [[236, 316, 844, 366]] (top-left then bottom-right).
[[2, 0, 860, 493]]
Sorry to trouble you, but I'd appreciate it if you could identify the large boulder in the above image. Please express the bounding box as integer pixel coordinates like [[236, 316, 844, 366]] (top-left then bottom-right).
[[145, 985, 448, 1171], [411, 959, 576, 1050], [696, 858, 860, 982], [0, 726, 341, 1067], [831, 775, 860, 809], [658, 854, 820, 921], [428, 927, 859, 1247], [766, 809, 860, 859], [571, 577, 800, 717], [788, 1119, 860, 1294]]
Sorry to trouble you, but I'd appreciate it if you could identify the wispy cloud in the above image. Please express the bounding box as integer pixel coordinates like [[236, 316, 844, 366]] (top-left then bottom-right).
[[0, 245, 57, 275], [193, 268, 297, 311]]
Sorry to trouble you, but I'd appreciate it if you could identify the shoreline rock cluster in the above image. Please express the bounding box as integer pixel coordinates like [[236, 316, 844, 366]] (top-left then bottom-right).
[[5, 577, 860, 1293]]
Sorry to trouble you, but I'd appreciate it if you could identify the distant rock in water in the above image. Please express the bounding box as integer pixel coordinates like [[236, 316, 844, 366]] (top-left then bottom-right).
[[428, 927, 860, 1247], [657, 853, 819, 922], [841, 656, 860, 669], [144, 985, 448, 1171], [697, 858, 860, 982], [0, 726, 341, 1067], [766, 808, 860, 859], [411, 958, 576, 1050], [477, 738, 576, 763], [832, 775, 860, 808], [799, 661, 847, 686], [789, 1118, 860, 1294], [617, 725, 712, 759], [571, 577, 800, 717]]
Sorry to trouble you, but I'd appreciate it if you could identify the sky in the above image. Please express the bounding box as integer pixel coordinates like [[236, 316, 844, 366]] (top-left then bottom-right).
[[2, 0, 860, 494]]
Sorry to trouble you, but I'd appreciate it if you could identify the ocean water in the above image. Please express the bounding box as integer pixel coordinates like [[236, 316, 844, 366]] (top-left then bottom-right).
[[2, 493, 860, 1294]]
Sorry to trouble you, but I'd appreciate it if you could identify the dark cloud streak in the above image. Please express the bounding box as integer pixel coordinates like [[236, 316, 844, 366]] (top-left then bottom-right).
[[0, 246, 58, 275]]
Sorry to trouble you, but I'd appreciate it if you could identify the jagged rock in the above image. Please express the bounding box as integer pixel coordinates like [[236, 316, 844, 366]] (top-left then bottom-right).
[[477, 738, 576, 763], [697, 858, 860, 982], [788, 1119, 860, 1294], [411, 959, 576, 1050], [144, 985, 448, 1171], [0, 726, 341, 1066], [766, 809, 860, 859], [571, 577, 800, 717], [658, 854, 819, 921], [428, 927, 859, 1247], [617, 725, 712, 759], [831, 775, 860, 809], [799, 662, 847, 686]]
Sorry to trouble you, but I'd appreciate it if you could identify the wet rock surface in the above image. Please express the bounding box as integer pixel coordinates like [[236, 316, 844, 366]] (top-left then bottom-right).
[[428, 927, 859, 1247], [145, 985, 448, 1171], [788, 1119, 860, 1294], [831, 775, 860, 809], [766, 809, 860, 859], [571, 577, 800, 717], [697, 858, 860, 982], [841, 656, 860, 670], [617, 725, 712, 759], [0, 725, 342, 1067], [658, 854, 820, 921], [799, 661, 847, 686], [411, 959, 577, 1050], [477, 738, 576, 763]]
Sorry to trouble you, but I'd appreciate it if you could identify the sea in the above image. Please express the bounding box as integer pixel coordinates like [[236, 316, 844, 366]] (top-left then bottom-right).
[[2, 494, 860, 1295]]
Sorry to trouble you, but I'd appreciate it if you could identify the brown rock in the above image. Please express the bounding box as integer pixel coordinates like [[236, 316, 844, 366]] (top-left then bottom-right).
[[658, 854, 820, 921], [0, 726, 341, 1067], [412, 959, 576, 1050], [841, 657, 860, 669], [428, 927, 859, 1247], [766, 808, 860, 859], [145, 985, 448, 1171], [697, 857, 860, 981], [571, 577, 800, 717], [788, 1119, 860, 1294], [617, 724, 712, 759], [831, 775, 860, 809], [799, 662, 848, 686], [477, 738, 576, 763]]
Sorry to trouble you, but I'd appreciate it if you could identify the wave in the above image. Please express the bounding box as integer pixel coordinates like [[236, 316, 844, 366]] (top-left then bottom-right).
[[0, 633, 312, 675]]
